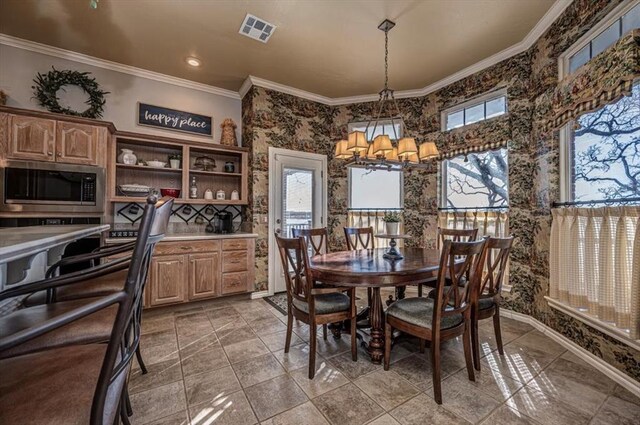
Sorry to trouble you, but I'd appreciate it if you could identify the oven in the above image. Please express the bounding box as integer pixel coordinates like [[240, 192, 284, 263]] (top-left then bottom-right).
[[0, 160, 104, 214]]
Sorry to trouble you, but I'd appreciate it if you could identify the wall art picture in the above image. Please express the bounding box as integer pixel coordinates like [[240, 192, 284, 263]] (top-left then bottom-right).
[[137, 103, 212, 137]]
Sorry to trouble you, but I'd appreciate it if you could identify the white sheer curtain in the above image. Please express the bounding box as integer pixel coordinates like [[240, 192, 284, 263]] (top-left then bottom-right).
[[347, 209, 403, 248], [549, 206, 640, 339], [437, 210, 509, 239]]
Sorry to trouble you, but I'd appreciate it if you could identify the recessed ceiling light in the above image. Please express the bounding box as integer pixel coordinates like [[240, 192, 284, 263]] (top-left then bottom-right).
[[186, 57, 201, 67]]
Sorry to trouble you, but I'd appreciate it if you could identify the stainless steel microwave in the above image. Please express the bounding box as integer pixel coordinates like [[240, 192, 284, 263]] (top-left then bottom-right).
[[0, 160, 104, 214]]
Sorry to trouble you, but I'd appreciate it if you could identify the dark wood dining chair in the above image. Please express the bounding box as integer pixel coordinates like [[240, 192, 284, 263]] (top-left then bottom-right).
[[0, 195, 170, 425], [276, 234, 357, 379], [292, 227, 329, 256], [384, 238, 487, 404], [417, 227, 479, 296], [471, 236, 513, 370], [344, 226, 375, 250]]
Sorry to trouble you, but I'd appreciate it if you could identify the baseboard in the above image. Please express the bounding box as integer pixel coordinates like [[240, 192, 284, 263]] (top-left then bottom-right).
[[502, 309, 640, 398], [250, 290, 269, 300]]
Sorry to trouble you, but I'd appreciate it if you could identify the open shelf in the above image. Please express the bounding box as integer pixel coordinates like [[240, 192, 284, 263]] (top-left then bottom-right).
[[109, 196, 245, 205], [116, 164, 182, 173], [189, 169, 242, 177]]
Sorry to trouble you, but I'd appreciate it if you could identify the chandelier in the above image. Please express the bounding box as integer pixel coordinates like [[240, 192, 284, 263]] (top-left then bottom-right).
[[335, 19, 439, 170]]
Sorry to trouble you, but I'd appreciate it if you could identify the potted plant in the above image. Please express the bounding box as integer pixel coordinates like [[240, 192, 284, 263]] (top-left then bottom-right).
[[382, 212, 401, 235], [168, 153, 182, 169]]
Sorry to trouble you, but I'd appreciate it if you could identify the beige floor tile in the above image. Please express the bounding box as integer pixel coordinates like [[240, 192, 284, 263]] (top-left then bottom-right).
[[177, 324, 216, 349], [181, 345, 230, 377], [249, 317, 288, 336], [189, 390, 258, 425], [184, 365, 241, 406], [387, 353, 434, 392], [440, 375, 502, 423], [273, 344, 327, 372], [145, 410, 190, 425], [243, 308, 278, 323], [449, 366, 524, 401], [233, 353, 287, 387], [259, 330, 303, 352], [207, 306, 242, 321], [142, 315, 176, 335], [245, 375, 309, 421], [328, 348, 382, 380], [260, 401, 329, 425], [479, 405, 540, 425], [505, 385, 592, 425], [354, 370, 420, 411], [290, 360, 350, 398], [224, 338, 270, 364], [366, 414, 401, 425], [314, 333, 353, 357], [481, 345, 548, 383], [130, 357, 184, 394], [312, 383, 385, 425], [546, 355, 616, 395], [130, 381, 187, 425], [509, 330, 565, 357], [135, 339, 180, 368], [486, 317, 534, 335], [141, 329, 178, 349], [389, 393, 469, 425], [611, 385, 640, 406], [218, 325, 258, 347], [590, 395, 640, 425], [177, 332, 220, 357]]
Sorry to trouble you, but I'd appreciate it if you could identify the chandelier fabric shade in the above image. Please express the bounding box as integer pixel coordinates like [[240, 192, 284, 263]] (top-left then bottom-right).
[[397, 137, 418, 156], [418, 141, 439, 160], [373, 134, 393, 155], [347, 131, 368, 153], [334, 139, 350, 159]]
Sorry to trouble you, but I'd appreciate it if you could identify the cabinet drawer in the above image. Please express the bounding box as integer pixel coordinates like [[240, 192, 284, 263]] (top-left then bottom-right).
[[221, 272, 249, 295], [222, 251, 248, 272], [155, 240, 220, 255], [222, 238, 248, 251]]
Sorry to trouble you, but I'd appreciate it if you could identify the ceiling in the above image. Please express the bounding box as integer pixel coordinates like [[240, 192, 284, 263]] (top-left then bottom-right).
[[0, 0, 558, 98]]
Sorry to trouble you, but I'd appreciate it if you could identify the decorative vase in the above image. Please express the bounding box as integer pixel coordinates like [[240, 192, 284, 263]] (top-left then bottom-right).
[[219, 118, 238, 147], [169, 159, 181, 169], [118, 149, 137, 165], [385, 222, 399, 235]]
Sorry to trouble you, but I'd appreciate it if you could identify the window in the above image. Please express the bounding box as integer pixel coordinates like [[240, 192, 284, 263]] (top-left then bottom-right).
[[564, 80, 640, 202], [349, 167, 402, 209], [564, 2, 639, 76], [441, 148, 509, 208], [442, 90, 507, 131]]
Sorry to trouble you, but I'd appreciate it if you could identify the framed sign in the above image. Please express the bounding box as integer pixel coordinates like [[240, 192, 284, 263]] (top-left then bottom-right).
[[137, 103, 213, 137]]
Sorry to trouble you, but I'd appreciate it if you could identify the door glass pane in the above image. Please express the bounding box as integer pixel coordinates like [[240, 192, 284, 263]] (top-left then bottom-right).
[[282, 168, 313, 237]]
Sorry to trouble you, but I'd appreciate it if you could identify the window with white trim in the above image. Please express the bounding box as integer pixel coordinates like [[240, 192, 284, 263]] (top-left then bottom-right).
[[442, 90, 507, 131]]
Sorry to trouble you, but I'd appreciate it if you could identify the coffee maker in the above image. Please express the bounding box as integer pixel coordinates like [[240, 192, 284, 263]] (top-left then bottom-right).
[[214, 211, 234, 234]]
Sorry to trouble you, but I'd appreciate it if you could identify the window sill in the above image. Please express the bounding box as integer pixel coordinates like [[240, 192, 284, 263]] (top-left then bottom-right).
[[544, 296, 640, 351]]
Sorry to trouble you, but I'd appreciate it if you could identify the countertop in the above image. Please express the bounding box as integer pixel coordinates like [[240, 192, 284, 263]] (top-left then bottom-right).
[[0, 224, 110, 264], [105, 231, 258, 244]]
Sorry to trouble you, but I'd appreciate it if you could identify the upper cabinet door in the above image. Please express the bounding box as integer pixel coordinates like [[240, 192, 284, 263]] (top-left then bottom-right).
[[55, 122, 99, 165], [7, 115, 56, 162]]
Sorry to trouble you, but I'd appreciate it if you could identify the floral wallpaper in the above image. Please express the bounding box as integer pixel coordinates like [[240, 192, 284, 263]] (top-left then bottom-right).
[[242, 0, 639, 381]]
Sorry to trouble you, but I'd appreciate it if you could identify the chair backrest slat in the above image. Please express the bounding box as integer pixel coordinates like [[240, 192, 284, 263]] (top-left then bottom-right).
[[344, 227, 375, 250], [292, 227, 329, 256], [479, 236, 513, 298], [432, 239, 487, 329], [437, 227, 478, 249], [276, 235, 313, 305]]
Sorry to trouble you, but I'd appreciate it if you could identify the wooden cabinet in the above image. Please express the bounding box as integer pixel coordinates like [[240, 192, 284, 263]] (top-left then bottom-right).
[[188, 252, 220, 300], [1, 110, 109, 166], [56, 122, 99, 165], [141, 237, 255, 308], [7, 115, 56, 162], [149, 254, 187, 306]]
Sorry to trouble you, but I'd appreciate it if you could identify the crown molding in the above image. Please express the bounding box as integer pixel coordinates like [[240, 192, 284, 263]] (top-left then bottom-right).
[[0, 33, 241, 100], [242, 0, 572, 105]]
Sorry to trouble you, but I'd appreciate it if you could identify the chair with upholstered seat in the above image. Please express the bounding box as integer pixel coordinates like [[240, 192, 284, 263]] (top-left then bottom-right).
[[471, 236, 513, 370], [344, 226, 375, 251], [292, 227, 330, 256], [384, 238, 487, 404], [417, 227, 479, 297], [276, 234, 357, 379], [0, 195, 170, 425]]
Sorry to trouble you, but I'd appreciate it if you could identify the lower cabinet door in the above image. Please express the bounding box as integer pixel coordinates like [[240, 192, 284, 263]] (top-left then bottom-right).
[[188, 252, 220, 300], [149, 254, 187, 306]]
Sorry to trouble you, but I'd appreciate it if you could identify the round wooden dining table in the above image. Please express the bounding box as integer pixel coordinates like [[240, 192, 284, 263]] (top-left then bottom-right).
[[309, 247, 443, 364]]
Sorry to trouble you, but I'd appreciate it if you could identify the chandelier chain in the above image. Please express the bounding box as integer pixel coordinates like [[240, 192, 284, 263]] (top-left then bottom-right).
[[384, 29, 389, 90]]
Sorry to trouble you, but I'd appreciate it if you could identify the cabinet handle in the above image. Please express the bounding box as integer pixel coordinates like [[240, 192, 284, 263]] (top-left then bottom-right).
[[47, 151, 53, 155], [56, 151, 62, 157], [180, 246, 189, 250]]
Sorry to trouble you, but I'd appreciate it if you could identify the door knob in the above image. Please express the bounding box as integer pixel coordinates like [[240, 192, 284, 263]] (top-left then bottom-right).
[[275, 228, 281, 234], [276, 218, 281, 224]]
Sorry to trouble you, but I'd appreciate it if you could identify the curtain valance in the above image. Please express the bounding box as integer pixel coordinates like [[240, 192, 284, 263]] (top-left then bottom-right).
[[550, 29, 639, 131], [437, 140, 508, 160]]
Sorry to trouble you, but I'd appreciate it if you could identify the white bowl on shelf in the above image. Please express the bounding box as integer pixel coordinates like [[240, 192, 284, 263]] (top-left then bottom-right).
[[146, 160, 166, 168]]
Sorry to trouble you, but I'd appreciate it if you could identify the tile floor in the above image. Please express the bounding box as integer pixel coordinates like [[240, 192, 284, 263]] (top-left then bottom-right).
[[129, 290, 640, 425]]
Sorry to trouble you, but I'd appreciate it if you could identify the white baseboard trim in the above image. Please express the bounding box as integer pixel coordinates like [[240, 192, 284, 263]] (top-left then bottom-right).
[[501, 309, 640, 398], [250, 290, 270, 300]]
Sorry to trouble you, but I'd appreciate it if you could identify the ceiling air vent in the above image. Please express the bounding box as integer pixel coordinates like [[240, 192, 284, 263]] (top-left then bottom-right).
[[239, 13, 276, 43]]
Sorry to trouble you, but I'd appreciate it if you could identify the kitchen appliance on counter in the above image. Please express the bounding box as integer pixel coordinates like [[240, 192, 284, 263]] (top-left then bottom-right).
[[1, 160, 104, 214], [214, 211, 234, 234]]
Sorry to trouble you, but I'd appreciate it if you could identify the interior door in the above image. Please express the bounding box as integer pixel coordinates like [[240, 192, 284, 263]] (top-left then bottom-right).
[[269, 148, 327, 294]]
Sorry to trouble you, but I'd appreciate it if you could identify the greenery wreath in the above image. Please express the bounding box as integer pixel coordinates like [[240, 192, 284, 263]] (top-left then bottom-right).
[[32, 67, 109, 119]]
